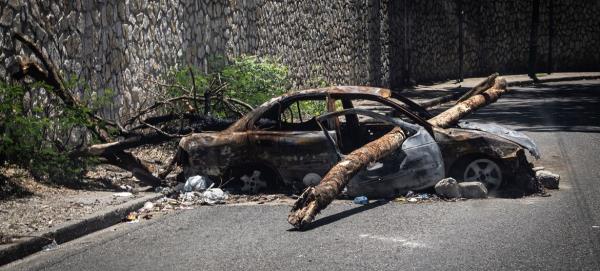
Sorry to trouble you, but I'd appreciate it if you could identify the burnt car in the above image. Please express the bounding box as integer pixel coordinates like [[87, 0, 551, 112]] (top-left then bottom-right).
[[178, 86, 539, 197]]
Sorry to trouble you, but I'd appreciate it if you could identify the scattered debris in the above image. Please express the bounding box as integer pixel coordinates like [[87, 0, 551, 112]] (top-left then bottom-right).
[[406, 193, 438, 203], [393, 191, 440, 203], [458, 182, 488, 199], [226, 194, 290, 205], [0, 233, 16, 245], [183, 175, 213, 192], [140, 201, 154, 212], [125, 212, 139, 223], [202, 188, 228, 205], [119, 185, 134, 192], [393, 197, 407, 203], [42, 239, 58, 251], [353, 196, 369, 205], [434, 178, 462, 198], [535, 170, 560, 189], [112, 192, 134, 197]]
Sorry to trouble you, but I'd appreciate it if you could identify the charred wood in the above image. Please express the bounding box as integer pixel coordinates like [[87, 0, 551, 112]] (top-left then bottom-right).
[[428, 76, 508, 128], [288, 127, 406, 229]]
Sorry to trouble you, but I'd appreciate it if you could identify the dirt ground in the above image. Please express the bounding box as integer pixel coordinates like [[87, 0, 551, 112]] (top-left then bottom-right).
[[0, 167, 149, 239], [0, 143, 179, 241]]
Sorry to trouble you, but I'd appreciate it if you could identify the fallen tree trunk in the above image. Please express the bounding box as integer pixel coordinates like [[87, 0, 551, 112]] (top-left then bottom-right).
[[101, 151, 163, 187], [428, 76, 508, 128], [417, 73, 499, 109], [455, 73, 499, 103], [288, 127, 406, 229]]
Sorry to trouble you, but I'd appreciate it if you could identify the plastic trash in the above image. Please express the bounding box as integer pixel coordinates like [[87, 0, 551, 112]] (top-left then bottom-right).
[[407, 197, 418, 203], [113, 192, 133, 197], [406, 190, 415, 197], [184, 175, 213, 192], [119, 185, 134, 192], [353, 196, 369, 205], [393, 197, 406, 203], [180, 192, 197, 202], [42, 239, 58, 251], [202, 188, 228, 205], [139, 201, 154, 212], [126, 212, 139, 223], [417, 193, 429, 199]]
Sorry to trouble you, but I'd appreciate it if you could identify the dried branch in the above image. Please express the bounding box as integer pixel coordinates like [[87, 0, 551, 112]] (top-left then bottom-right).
[[189, 67, 200, 114]]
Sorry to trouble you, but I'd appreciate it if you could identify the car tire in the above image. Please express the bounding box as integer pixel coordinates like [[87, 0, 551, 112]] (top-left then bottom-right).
[[224, 163, 281, 194], [449, 156, 505, 190]]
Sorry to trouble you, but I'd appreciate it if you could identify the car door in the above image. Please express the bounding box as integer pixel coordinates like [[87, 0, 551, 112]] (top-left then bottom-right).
[[246, 95, 339, 187], [317, 107, 445, 198]]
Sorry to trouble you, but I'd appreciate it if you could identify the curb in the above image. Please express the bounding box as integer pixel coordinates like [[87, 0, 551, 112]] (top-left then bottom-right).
[[0, 193, 164, 266], [506, 75, 600, 87]]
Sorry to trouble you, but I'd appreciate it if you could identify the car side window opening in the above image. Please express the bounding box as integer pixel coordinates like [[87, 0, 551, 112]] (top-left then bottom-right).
[[255, 97, 330, 131], [331, 97, 413, 154]]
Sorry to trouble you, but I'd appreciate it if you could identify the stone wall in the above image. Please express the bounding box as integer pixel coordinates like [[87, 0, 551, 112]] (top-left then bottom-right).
[[1, 0, 599, 119]]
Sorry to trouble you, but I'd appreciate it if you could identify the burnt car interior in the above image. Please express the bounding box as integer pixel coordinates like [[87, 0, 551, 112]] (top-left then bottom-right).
[[253, 93, 428, 155]]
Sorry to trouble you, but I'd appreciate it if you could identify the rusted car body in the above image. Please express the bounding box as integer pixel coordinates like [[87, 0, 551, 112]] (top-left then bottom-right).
[[178, 86, 539, 197]]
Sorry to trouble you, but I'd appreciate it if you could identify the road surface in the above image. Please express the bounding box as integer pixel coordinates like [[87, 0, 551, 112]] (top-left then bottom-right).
[[4, 80, 600, 271]]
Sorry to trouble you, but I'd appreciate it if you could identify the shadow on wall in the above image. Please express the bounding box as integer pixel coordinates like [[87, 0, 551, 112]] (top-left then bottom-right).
[[381, 0, 600, 87]]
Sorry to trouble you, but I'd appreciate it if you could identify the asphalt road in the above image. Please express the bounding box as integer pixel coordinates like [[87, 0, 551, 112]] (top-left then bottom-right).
[[4, 80, 600, 271]]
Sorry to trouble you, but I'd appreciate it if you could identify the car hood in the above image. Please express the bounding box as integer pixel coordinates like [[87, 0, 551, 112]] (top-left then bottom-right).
[[457, 121, 540, 159]]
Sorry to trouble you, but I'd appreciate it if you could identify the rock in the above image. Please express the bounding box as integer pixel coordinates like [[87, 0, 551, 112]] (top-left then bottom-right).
[[536, 170, 560, 189], [0, 8, 13, 27], [458, 182, 488, 199], [434, 178, 461, 198]]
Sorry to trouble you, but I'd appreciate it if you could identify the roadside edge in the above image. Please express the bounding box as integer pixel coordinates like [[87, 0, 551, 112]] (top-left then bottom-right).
[[0, 193, 164, 266]]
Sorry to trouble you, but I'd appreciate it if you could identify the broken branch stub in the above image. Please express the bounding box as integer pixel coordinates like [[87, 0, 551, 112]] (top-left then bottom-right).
[[428, 77, 508, 128], [455, 73, 499, 103], [288, 127, 406, 229], [418, 73, 499, 110]]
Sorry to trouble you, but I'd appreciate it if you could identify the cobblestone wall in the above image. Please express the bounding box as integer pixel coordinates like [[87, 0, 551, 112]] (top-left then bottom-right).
[[1, 0, 598, 118]]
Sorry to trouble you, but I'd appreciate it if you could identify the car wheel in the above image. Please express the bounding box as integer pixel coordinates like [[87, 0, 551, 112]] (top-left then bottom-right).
[[225, 164, 281, 194], [451, 157, 504, 190]]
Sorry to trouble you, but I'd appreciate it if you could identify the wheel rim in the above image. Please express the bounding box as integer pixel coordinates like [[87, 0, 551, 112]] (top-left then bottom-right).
[[463, 158, 502, 189]]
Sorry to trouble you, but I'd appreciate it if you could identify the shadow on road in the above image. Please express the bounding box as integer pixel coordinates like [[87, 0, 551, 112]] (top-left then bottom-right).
[[288, 200, 389, 232], [464, 82, 600, 133]]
